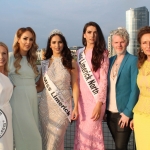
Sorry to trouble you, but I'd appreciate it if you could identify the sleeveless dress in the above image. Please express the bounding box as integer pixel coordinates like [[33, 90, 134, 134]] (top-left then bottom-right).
[[74, 49, 109, 150], [133, 60, 150, 150], [0, 73, 13, 150], [39, 57, 72, 150], [8, 52, 42, 150]]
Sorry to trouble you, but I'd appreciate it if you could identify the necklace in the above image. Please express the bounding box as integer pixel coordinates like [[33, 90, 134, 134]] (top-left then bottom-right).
[[111, 55, 124, 80], [111, 63, 120, 80]]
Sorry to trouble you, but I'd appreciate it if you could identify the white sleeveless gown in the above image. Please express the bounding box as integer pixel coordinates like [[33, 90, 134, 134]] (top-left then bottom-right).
[[0, 73, 13, 150]]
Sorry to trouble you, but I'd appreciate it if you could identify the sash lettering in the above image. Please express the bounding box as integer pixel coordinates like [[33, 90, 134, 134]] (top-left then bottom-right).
[[78, 48, 99, 100], [41, 60, 71, 122]]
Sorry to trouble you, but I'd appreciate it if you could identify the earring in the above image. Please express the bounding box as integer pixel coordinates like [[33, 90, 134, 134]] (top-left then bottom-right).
[[141, 49, 143, 52]]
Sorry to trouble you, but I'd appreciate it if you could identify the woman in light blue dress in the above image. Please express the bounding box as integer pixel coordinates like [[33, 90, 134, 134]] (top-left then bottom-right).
[[8, 27, 42, 150]]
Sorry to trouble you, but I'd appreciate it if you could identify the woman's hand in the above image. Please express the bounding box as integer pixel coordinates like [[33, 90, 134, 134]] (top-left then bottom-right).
[[130, 119, 134, 130], [91, 102, 102, 121], [71, 107, 78, 120]]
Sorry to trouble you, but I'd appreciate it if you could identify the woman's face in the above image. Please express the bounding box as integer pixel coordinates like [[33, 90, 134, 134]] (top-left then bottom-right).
[[84, 26, 97, 45], [141, 33, 150, 59], [50, 35, 64, 57], [18, 31, 34, 55], [0, 46, 8, 68]]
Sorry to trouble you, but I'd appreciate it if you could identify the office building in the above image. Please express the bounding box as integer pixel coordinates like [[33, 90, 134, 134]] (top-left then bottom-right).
[[126, 7, 149, 55], [108, 30, 116, 58], [36, 48, 46, 61]]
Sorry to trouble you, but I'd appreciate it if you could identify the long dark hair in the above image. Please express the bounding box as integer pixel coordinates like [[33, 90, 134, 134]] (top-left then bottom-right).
[[45, 33, 73, 70], [82, 21, 106, 72], [137, 26, 150, 69]]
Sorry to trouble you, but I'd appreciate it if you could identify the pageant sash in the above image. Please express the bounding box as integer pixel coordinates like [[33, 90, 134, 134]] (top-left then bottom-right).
[[0, 109, 7, 138], [78, 48, 99, 100], [41, 60, 71, 122]]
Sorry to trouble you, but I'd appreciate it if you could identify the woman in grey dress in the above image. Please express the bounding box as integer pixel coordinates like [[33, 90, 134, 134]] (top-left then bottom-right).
[[36, 29, 79, 150]]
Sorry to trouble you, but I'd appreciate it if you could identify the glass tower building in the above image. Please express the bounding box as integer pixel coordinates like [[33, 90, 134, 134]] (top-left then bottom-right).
[[108, 30, 115, 58], [126, 7, 149, 55]]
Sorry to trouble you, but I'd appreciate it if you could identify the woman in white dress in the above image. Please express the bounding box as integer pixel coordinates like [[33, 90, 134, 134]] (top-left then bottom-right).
[[0, 42, 13, 150]]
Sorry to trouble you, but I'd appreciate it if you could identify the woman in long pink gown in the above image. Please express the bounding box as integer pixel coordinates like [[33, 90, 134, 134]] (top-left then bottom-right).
[[74, 22, 109, 150]]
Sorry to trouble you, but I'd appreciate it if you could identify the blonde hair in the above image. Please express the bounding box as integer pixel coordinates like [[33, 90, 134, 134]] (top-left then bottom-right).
[[13, 27, 39, 75], [0, 42, 9, 73], [112, 27, 129, 44]]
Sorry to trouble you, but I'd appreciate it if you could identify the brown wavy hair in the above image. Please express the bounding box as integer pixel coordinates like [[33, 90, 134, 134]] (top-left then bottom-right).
[[13, 27, 39, 75], [137, 26, 150, 69], [45, 33, 73, 70], [82, 21, 107, 72], [0, 42, 9, 73]]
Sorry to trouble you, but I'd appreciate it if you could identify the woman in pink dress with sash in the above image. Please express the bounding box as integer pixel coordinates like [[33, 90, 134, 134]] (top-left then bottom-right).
[[74, 22, 109, 150]]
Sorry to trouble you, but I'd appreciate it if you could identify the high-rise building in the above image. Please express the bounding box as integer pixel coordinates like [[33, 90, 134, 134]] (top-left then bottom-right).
[[69, 46, 83, 59], [36, 48, 46, 61], [126, 7, 149, 55], [108, 30, 116, 58]]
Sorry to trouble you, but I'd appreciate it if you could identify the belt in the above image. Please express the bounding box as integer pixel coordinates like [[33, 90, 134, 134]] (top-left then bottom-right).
[[106, 110, 119, 114], [106, 110, 120, 117]]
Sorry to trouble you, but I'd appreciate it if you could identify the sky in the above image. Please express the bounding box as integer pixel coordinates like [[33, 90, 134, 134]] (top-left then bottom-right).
[[0, 0, 150, 51]]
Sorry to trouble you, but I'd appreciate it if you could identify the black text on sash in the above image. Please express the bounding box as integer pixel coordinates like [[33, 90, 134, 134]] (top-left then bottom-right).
[[79, 52, 99, 95], [43, 76, 70, 116]]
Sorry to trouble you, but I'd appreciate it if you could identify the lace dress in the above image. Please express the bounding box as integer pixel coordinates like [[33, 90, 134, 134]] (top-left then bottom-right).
[[133, 60, 150, 150], [133, 60, 150, 115], [74, 50, 109, 150], [39, 57, 72, 150]]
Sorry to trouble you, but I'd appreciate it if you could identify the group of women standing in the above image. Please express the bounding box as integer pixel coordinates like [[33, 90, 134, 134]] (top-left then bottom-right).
[[0, 21, 150, 150]]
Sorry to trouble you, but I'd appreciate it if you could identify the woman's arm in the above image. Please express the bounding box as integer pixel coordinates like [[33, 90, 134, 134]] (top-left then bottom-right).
[[91, 51, 109, 121], [36, 71, 45, 93], [70, 59, 79, 120], [97, 51, 109, 104]]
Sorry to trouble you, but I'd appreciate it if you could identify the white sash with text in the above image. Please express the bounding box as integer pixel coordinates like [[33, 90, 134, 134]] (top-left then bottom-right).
[[78, 49, 99, 101], [41, 60, 71, 122]]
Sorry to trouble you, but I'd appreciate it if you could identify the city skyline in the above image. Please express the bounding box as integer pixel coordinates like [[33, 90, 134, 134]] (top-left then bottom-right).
[[1, 0, 150, 51], [108, 30, 116, 58], [126, 6, 149, 55], [108, 6, 149, 57]]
